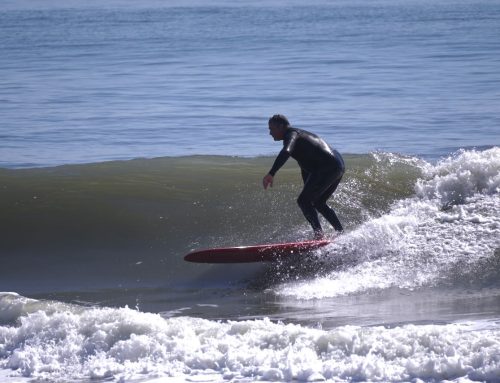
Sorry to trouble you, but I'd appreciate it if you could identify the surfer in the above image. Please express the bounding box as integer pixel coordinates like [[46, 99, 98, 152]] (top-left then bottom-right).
[[263, 114, 345, 240]]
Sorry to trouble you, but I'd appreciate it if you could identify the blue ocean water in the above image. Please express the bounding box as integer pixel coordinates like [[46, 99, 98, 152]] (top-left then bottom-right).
[[1, 0, 499, 168]]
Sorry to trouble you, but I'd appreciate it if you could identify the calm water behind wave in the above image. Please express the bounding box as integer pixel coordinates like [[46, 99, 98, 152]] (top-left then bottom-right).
[[1, 0, 499, 167]]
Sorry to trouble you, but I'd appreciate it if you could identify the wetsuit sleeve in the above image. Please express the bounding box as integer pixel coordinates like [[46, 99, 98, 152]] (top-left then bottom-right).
[[268, 130, 298, 176], [268, 149, 290, 176]]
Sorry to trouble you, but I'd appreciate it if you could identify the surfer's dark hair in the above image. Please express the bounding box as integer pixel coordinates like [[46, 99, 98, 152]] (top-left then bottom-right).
[[269, 114, 291, 128]]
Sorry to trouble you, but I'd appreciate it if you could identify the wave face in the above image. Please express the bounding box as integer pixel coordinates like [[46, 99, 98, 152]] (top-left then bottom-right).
[[0, 153, 421, 291]]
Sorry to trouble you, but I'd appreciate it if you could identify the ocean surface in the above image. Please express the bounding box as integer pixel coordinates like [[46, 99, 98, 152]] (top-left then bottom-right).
[[1, 0, 500, 167], [1, 0, 500, 382]]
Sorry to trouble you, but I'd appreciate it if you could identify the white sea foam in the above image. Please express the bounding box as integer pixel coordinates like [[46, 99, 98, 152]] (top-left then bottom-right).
[[277, 148, 500, 300], [0, 294, 499, 383], [416, 147, 500, 205]]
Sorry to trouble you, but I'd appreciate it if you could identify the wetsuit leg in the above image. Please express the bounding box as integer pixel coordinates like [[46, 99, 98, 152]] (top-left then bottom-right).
[[314, 176, 343, 232], [297, 172, 331, 236], [297, 168, 344, 235], [297, 193, 323, 237]]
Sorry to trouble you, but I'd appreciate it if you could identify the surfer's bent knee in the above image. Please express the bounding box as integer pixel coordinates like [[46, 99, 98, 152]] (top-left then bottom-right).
[[297, 194, 313, 210]]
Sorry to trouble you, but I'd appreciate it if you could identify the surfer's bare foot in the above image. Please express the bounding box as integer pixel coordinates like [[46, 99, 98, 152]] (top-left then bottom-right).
[[313, 231, 325, 240]]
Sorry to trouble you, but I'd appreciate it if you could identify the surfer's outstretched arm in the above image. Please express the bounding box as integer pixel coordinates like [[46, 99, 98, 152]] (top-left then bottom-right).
[[268, 148, 291, 177], [263, 146, 292, 189], [264, 114, 297, 190]]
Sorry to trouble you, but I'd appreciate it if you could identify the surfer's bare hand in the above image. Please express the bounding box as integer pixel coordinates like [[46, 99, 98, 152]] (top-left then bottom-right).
[[263, 174, 274, 189]]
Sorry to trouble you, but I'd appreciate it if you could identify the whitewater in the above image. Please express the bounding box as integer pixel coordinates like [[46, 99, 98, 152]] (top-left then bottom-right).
[[0, 300, 499, 382]]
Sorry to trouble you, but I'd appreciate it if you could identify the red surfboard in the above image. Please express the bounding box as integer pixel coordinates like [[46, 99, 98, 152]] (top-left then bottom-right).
[[184, 239, 331, 263]]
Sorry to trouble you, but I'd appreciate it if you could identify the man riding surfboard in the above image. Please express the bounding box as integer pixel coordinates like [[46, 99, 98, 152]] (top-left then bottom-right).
[[263, 114, 345, 240]]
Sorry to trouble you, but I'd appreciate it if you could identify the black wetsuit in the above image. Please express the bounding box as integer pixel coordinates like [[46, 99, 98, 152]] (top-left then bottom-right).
[[269, 128, 345, 235]]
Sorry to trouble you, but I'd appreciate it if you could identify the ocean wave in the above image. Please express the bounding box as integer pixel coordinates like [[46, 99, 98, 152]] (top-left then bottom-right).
[[0, 293, 499, 383], [0, 153, 420, 292], [0, 148, 498, 297]]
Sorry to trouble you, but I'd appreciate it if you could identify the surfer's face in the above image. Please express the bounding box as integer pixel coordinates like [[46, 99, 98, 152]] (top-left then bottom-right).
[[269, 122, 286, 141]]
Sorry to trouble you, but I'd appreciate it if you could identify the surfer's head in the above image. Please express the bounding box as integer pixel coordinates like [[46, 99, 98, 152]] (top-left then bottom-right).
[[268, 114, 290, 141]]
